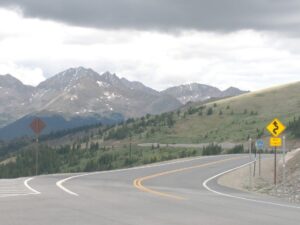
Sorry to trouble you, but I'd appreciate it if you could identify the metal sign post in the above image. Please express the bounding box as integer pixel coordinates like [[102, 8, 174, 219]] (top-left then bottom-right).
[[266, 118, 286, 186], [30, 118, 46, 176], [269, 138, 282, 186]]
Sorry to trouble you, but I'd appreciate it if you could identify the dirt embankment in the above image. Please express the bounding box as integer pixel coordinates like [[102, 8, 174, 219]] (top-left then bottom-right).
[[219, 149, 300, 203]]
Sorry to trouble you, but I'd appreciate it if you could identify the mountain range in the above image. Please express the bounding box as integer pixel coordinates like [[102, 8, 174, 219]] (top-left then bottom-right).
[[162, 83, 247, 104], [0, 67, 246, 139]]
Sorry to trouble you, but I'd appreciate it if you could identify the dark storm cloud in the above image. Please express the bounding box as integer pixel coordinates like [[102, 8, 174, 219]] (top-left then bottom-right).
[[0, 0, 300, 33]]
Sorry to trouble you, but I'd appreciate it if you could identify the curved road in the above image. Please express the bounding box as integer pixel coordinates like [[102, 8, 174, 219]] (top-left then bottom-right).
[[0, 154, 299, 225]]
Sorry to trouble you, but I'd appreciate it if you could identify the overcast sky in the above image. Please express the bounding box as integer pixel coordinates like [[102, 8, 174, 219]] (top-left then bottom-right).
[[0, 0, 300, 91]]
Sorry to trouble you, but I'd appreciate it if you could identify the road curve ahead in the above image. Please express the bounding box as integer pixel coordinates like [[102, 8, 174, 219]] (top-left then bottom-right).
[[0, 154, 299, 225]]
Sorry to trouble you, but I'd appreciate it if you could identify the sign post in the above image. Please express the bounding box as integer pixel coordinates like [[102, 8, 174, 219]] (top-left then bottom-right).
[[266, 118, 286, 186], [30, 118, 46, 176]]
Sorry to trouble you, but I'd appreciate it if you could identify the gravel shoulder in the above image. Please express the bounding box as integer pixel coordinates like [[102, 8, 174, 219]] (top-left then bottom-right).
[[218, 149, 300, 203]]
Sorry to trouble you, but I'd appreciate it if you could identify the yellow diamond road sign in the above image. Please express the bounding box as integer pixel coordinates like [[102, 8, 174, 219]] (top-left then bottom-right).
[[266, 118, 286, 137]]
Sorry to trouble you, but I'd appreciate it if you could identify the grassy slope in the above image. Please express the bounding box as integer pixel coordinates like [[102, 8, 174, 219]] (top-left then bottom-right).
[[138, 81, 300, 144], [41, 81, 300, 148]]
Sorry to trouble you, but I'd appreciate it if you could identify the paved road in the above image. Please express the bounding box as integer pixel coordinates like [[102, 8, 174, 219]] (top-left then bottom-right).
[[0, 154, 299, 225]]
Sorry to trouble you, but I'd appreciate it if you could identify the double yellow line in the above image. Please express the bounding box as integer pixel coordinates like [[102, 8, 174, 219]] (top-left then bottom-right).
[[133, 156, 243, 200]]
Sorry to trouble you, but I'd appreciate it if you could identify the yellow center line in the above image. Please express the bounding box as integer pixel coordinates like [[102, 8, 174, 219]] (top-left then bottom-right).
[[133, 156, 245, 200]]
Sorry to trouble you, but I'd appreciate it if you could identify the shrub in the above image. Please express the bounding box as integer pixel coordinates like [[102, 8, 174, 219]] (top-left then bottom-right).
[[202, 144, 222, 155], [227, 145, 244, 154], [288, 116, 300, 137], [207, 107, 213, 115]]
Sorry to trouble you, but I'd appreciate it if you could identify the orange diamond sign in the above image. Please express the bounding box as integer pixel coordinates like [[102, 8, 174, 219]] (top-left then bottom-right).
[[30, 118, 46, 135]]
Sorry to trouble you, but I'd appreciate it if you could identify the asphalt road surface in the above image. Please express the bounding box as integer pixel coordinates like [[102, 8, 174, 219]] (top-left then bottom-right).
[[0, 154, 299, 225]]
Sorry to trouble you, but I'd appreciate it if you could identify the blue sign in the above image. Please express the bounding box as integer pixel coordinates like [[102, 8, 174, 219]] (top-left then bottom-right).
[[256, 139, 264, 149]]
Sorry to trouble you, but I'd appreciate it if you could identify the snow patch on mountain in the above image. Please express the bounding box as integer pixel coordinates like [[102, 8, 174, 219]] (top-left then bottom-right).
[[97, 80, 110, 88], [70, 95, 78, 101], [104, 91, 121, 99]]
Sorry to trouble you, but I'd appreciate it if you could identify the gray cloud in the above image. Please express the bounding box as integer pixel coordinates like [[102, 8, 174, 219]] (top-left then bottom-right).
[[1, 0, 300, 34]]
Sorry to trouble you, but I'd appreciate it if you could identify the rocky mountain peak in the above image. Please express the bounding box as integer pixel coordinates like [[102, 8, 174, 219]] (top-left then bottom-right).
[[0, 74, 28, 88], [101, 71, 120, 85], [37, 67, 101, 91], [221, 87, 248, 97], [162, 83, 246, 104], [58, 67, 100, 80]]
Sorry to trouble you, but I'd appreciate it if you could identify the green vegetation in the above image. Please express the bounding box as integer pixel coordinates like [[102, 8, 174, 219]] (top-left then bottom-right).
[[202, 144, 222, 155], [227, 145, 244, 154], [0, 141, 245, 178], [207, 107, 213, 115], [0, 139, 31, 158], [288, 116, 300, 138]]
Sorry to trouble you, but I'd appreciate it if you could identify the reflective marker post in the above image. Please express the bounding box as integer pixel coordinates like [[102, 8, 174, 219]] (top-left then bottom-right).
[[129, 134, 132, 161], [249, 138, 252, 190], [255, 139, 264, 177], [259, 149, 261, 177], [35, 134, 39, 176], [274, 146, 277, 186], [253, 145, 257, 177], [282, 136, 286, 193]]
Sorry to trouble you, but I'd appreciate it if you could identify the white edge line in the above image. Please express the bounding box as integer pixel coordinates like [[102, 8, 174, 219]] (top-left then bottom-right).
[[202, 161, 300, 210], [56, 154, 242, 196], [0, 178, 40, 198], [0, 193, 38, 198], [56, 176, 79, 196], [24, 177, 41, 195]]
